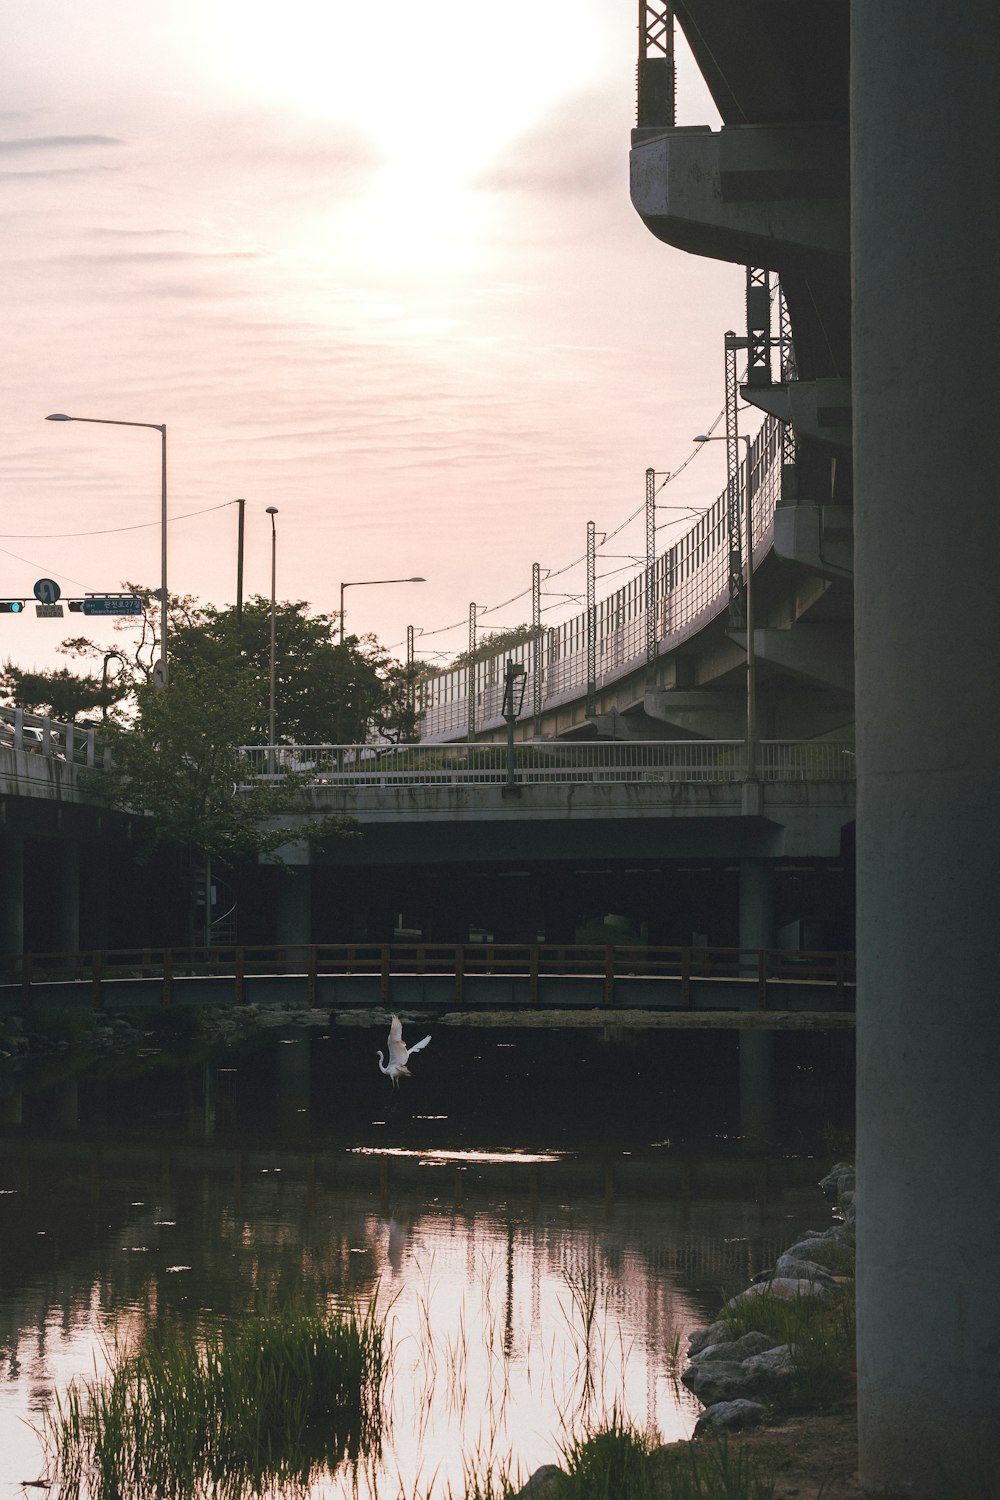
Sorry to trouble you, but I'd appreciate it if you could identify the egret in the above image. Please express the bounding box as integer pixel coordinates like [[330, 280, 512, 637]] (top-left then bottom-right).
[[376, 1014, 431, 1086]]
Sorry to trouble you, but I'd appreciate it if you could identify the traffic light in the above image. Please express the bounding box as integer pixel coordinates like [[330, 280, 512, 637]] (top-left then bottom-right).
[[0, 601, 24, 613]]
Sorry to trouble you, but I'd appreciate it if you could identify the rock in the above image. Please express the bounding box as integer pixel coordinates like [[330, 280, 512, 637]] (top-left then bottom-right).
[[819, 1162, 855, 1200], [694, 1399, 768, 1434], [516, 1464, 564, 1496], [781, 1227, 853, 1265], [681, 1359, 754, 1404], [689, 1331, 774, 1364], [687, 1321, 728, 1356], [774, 1253, 837, 1283], [724, 1277, 833, 1311], [741, 1344, 796, 1389]]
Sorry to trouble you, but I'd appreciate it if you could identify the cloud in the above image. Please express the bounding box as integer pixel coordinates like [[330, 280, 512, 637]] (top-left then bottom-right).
[[474, 90, 626, 199], [0, 134, 125, 153]]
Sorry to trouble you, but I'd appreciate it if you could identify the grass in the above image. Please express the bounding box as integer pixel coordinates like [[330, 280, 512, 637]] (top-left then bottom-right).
[[651, 1435, 778, 1500], [42, 1300, 386, 1499], [721, 1277, 856, 1413]]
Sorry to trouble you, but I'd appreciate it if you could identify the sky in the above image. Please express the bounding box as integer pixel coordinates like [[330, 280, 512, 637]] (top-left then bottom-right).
[[0, 0, 744, 678]]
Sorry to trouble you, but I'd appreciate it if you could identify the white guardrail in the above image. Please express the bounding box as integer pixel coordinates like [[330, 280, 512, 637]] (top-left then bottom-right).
[[237, 740, 856, 786], [0, 706, 111, 768]]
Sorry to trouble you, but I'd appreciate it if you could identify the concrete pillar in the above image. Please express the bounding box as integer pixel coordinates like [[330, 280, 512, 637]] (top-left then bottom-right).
[[852, 4, 1000, 1491], [738, 859, 774, 951], [51, 840, 81, 954], [80, 841, 111, 951], [0, 831, 25, 965], [274, 867, 312, 949], [738, 859, 775, 1146]]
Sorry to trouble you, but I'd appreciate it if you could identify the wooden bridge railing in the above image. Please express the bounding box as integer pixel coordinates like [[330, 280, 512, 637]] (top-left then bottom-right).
[[2, 942, 856, 1012]]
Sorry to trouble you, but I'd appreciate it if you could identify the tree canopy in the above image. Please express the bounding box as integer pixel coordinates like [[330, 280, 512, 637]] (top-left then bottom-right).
[[168, 597, 420, 745], [98, 653, 351, 866], [3, 590, 420, 745], [0, 663, 120, 721]]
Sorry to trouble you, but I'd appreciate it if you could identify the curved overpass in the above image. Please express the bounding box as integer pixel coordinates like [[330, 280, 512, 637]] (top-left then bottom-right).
[[416, 412, 852, 747]]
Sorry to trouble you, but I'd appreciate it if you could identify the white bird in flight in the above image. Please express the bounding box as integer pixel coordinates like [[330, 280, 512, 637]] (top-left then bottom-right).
[[377, 1014, 431, 1086]]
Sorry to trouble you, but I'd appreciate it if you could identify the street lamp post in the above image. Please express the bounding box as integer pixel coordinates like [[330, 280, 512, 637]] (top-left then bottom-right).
[[694, 431, 756, 779], [338, 576, 426, 645], [266, 508, 278, 752], [46, 413, 169, 684]]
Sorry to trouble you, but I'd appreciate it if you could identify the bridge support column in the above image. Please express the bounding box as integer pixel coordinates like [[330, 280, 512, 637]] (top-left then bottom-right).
[[738, 859, 774, 1145], [853, 3, 1000, 1491], [738, 858, 773, 953], [51, 840, 81, 955], [0, 831, 25, 965], [80, 842, 111, 951], [275, 867, 312, 951]]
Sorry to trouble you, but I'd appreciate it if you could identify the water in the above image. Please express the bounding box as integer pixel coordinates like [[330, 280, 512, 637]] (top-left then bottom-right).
[[0, 1019, 853, 1497]]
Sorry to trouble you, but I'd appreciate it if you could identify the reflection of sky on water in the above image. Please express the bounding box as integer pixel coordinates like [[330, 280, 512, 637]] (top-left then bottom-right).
[[0, 1028, 852, 1496]]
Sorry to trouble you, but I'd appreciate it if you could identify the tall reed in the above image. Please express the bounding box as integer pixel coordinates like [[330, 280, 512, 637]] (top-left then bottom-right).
[[41, 1300, 386, 1499]]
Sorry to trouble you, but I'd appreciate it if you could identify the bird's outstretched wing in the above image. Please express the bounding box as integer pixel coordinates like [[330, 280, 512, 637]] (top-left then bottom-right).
[[408, 1034, 431, 1054], [387, 1015, 408, 1065]]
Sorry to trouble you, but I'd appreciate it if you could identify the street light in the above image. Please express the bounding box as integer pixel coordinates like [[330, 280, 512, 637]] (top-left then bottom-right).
[[694, 431, 756, 779], [266, 507, 278, 750], [338, 575, 426, 645], [46, 413, 169, 685]]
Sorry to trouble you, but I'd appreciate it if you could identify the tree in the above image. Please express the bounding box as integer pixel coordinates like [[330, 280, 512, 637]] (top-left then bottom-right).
[[24, 588, 414, 746], [100, 654, 352, 864], [0, 663, 121, 721], [448, 623, 538, 670], [170, 598, 413, 745]]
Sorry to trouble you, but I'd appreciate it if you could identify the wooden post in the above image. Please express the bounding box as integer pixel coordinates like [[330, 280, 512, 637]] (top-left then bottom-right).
[[162, 950, 173, 1008], [454, 944, 464, 1005], [681, 947, 692, 1009], [306, 944, 317, 1007], [91, 951, 103, 1010], [234, 947, 245, 1005], [20, 952, 31, 1006], [603, 946, 615, 1007], [380, 946, 391, 1007], [757, 948, 768, 1009], [529, 944, 540, 1007]]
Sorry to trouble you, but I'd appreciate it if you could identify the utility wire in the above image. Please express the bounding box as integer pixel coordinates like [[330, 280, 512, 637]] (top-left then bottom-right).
[[0, 497, 238, 539]]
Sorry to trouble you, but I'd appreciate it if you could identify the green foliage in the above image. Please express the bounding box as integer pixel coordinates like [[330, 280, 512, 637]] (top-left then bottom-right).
[[721, 1283, 856, 1413], [556, 1411, 659, 1498], [0, 663, 119, 720], [448, 623, 538, 670], [42, 1302, 386, 1499], [23, 1006, 100, 1044], [651, 1437, 778, 1500], [173, 597, 418, 744], [98, 655, 351, 865]]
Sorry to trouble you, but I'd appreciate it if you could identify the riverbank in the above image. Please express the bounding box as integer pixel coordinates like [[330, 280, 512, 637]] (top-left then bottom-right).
[[519, 1161, 860, 1499]]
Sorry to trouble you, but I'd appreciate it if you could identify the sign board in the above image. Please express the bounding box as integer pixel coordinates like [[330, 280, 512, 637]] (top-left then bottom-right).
[[152, 658, 169, 691], [82, 597, 143, 616], [35, 603, 64, 618], [33, 578, 61, 605]]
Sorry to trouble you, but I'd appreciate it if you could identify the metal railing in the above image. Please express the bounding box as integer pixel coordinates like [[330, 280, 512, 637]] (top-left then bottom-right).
[[0, 706, 111, 769], [237, 739, 855, 787], [417, 416, 784, 738], [2, 941, 856, 1011]]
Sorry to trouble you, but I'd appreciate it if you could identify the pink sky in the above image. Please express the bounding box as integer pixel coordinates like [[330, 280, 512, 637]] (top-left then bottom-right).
[[1, 0, 744, 676]]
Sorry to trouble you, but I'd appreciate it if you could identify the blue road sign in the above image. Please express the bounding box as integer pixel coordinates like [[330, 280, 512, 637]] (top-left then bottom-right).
[[33, 578, 61, 605], [82, 597, 143, 616]]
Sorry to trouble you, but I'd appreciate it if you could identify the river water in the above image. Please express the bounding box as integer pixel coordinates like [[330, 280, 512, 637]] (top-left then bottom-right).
[[0, 1018, 853, 1498]]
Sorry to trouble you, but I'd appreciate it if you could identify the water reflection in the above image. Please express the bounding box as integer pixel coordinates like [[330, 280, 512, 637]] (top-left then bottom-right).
[[0, 1024, 853, 1497]]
